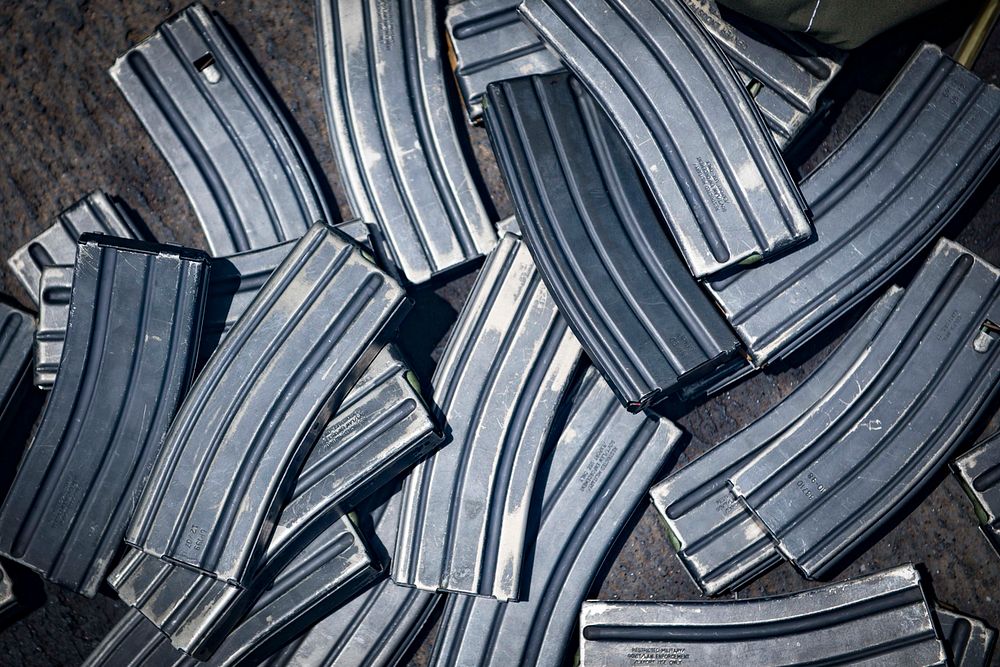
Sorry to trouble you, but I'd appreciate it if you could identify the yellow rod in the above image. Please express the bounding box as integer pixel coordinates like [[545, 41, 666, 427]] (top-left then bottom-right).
[[956, 0, 1000, 68]]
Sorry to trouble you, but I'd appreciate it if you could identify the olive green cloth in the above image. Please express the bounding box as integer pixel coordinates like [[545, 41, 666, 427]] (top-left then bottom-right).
[[717, 0, 954, 48]]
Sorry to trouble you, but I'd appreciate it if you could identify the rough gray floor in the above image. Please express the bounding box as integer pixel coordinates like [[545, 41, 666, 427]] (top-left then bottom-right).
[[0, 1, 998, 665]]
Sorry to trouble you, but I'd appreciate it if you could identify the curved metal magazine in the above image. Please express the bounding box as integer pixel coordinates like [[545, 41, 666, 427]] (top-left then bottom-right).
[[392, 233, 582, 600], [125, 222, 408, 585], [446, 0, 841, 148], [261, 489, 442, 667], [200, 221, 370, 358], [108, 346, 439, 657], [428, 368, 682, 666], [86, 516, 376, 667], [445, 0, 563, 123], [649, 288, 902, 595], [8, 191, 145, 306], [579, 565, 946, 666], [485, 71, 740, 410], [729, 239, 1000, 579], [35, 219, 368, 386], [684, 0, 843, 147], [519, 0, 812, 276], [707, 44, 1000, 364], [316, 0, 497, 285], [110, 4, 331, 256], [0, 236, 210, 596]]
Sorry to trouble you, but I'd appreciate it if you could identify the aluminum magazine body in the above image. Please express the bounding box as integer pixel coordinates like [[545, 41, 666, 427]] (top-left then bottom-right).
[[683, 0, 842, 147], [649, 289, 903, 595], [393, 233, 582, 600], [261, 345, 440, 559], [0, 236, 210, 596], [445, 0, 562, 122], [519, 0, 812, 277], [82, 609, 186, 667], [34, 266, 74, 389], [8, 191, 145, 305], [428, 368, 681, 666], [35, 243, 298, 388], [730, 239, 1000, 579], [194, 516, 377, 666], [34, 221, 368, 388], [935, 605, 997, 667], [0, 300, 34, 438], [953, 431, 1000, 558], [108, 346, 439, 657], [202, 221, 370, 357], [261, 576, 438, 667], [707, 44, 1000, 364], [87, 516, 376, 667], [111, 4, 330, 256], [316, 0, 497, 285], [579, 565, 947, 666], [485, 71, 740, 410], [262, 489, 442, 667], [126, 221, 408, 585], [447, 0, 841, 146], [199, 241, 293, 363]]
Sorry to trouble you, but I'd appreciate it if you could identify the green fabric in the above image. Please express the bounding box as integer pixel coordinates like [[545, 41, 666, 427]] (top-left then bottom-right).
[[717, 0, 954, 48]]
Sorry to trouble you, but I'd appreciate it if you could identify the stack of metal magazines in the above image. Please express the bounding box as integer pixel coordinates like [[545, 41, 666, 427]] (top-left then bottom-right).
[[0, 1, 997, 665]]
